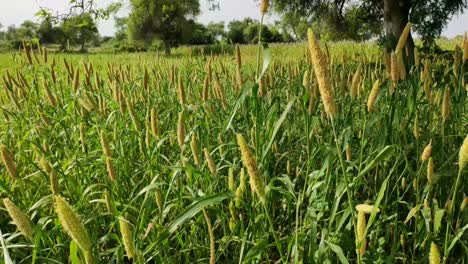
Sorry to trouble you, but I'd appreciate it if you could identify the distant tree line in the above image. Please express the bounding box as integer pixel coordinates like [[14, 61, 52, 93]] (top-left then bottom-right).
[[2, 0, 465, 55], [0, 13, 100, 52], [116, 17, 294, 53], [0, 15, 295, 54]]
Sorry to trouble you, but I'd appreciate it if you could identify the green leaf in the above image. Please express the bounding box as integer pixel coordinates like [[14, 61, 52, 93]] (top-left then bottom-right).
[[257, 45, 271, 82], [226, 82, 253, 131], [447, 224, 468, 254], [136, 183, 163, 197], [262, 97, 296, 162], [433, 209, 445, 234], [366, 177, 388, 232], [69, 240, 79, 264], [0, 229, 14, 264], [167, 192, 234, 233], [357, 146, 394, 178], [243, 239, 268, 263], [324, 240, 350, 264], [404, 204, 421, 224]]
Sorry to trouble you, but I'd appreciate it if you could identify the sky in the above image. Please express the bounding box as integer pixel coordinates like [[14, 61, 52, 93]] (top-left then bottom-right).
[[0, 0, 467, 38]]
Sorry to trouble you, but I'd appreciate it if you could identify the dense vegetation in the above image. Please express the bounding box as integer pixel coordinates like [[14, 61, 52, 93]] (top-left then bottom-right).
[[0, 22, 467, 263], [0, 0, 467, 263]]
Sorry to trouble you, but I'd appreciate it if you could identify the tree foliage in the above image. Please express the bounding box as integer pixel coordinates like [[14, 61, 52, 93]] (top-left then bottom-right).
[[273, 0, 467, 47], [225, 18, 292, 44], [60, 13, 100, 51], [127, 0, 201, 55]]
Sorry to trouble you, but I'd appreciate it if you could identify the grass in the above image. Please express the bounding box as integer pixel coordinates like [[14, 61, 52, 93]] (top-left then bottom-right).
[[0, 36, 466, 264]]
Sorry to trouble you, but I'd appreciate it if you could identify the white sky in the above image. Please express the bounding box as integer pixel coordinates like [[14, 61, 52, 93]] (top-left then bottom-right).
[[0, 0, 466, 38]]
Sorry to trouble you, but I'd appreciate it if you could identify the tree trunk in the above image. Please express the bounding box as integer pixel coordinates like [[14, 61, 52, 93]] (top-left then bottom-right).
[[164, 43, 171, 56], [383, 0, 414, 62]]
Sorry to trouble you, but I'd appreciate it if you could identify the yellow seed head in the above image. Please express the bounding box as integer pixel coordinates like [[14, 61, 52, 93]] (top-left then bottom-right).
[[228, 167, 235, 192], [441, 88, 451, 122], [421, 140, 432, 161], [459, 134, 468, 171], [0, 145, 18, 180], [119, 217, 136, 259], [302, 70, 309, 88], [202, 209, 216, 264], [355, 204, 380, 214], [429, 242, 441, 264], [413, 115, 420, 139], [307, 29, 336, 118], [100, 131, 112, 157], [3, 198, 33, 239], [43, 79, 57, 107], [150, 108, 159, 137], [463, 36, 468, 62], [55, 195, 92, 252], [190, 134, 200, 166], [397, 52, 406, 80], [235, 45, 243, 89], [239, 167, 246, 192], [350, 65, 361, 98], [204, 147, 217, 175], [202, 76, 210, 102], [43, 47, 48, 63], [178, 74, 186, 106], [23, 42, 33, 65], [367, 79, 380, 113], [258, 77, 266, 97], [125, 97, 141, 131], [106, 157, 117, 181], [155, 188, 163, 211], [396, 23, 411, 53], [229, 216, 236, 232], [143, 67, 149, 91], [235, 44, 242, 69], [104, 190, 113, 213], [260, 0, 269, 14], [80, 123, 87, 152], [356, 211, 367, 256], [236, 133, 265, 201], [346, 144, 352, 161], [460, 196, 468, 211], [40, 158, 59, 194], [73, 68, 80, 92], [214, 74, 228, 109], [383, 51, 392, 76]]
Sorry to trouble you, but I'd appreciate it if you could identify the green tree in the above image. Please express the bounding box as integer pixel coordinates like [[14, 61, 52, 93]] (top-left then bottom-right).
[[279, 12, 311, 41], [226, 19, 251, 44], [187, 22, 213, 45], [16, 21, 39, 42], [2, 21, 40, 49], [37, 18, 64, 44], [206, 22, 225, 42], [273, 0, 467, 51], [114, 17, 128, 43], [60, 13, 100, 51], [128, 0, 201, 55]]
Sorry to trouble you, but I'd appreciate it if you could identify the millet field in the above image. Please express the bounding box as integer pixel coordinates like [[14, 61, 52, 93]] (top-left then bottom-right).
[[0, 27, 467, 264]]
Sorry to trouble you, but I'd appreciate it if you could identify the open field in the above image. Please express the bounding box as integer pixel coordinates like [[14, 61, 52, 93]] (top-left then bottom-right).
[[0, 38, 467, 264]]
